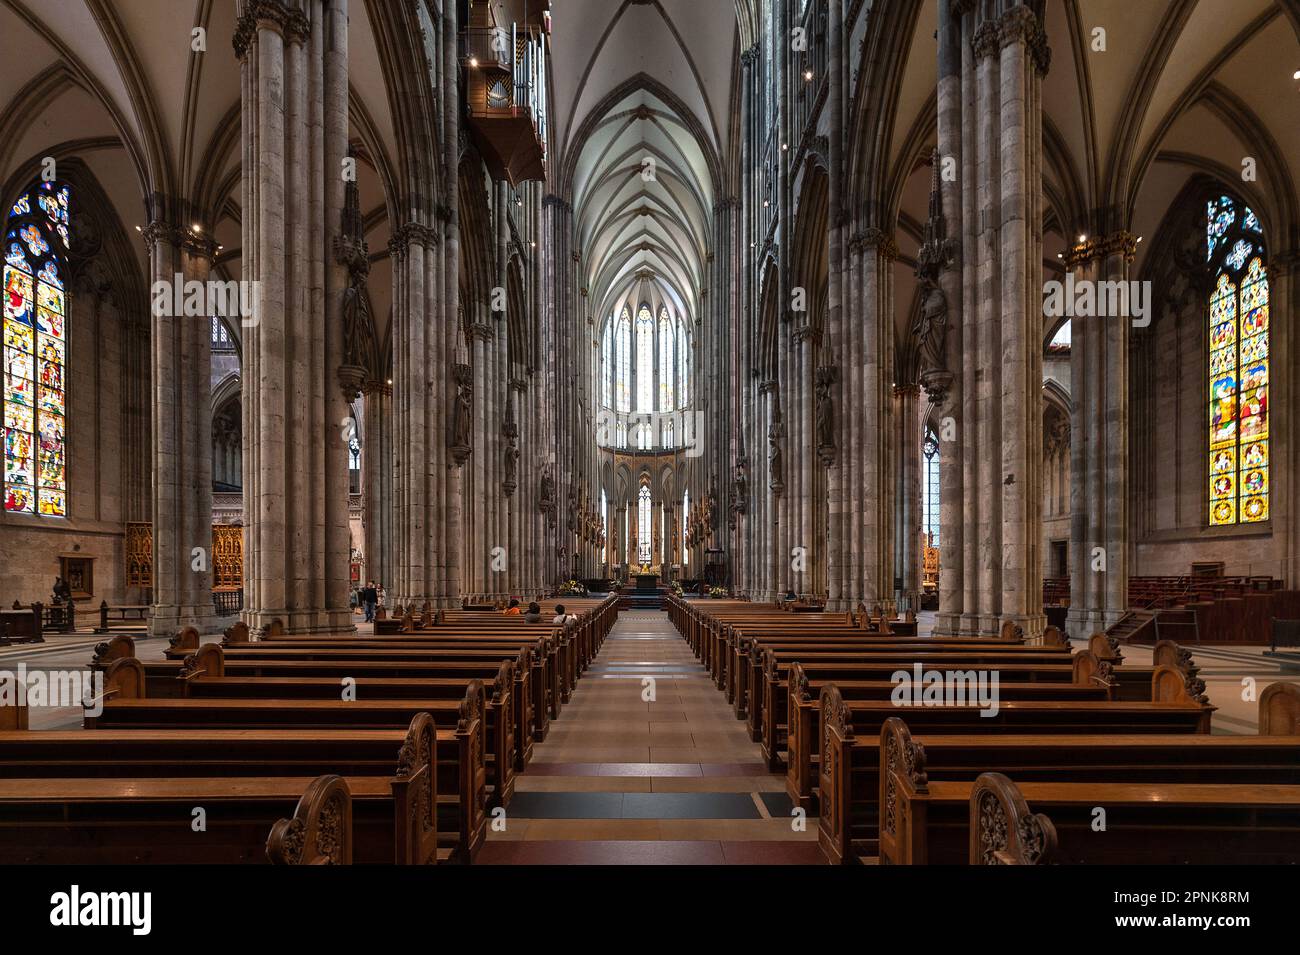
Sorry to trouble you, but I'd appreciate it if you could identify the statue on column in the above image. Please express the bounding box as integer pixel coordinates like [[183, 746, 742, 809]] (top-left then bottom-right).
[[815, 366, 838, 467], [731, 452, 748, 517], [768, 406, 785, 494], [539, 464, 556, 527], [334, 147, 377, 399], [914, 148, 955, 406], [450, 365, 473, 459]]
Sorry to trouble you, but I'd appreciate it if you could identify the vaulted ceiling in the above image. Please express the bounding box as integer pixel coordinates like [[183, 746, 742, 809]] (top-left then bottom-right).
[[0, 0, 400, 349], [547, 0, 738, 328]]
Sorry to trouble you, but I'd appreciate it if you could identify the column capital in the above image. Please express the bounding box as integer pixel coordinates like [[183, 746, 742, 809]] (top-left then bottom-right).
[[388, 222, 439, 257], [362, 378, 393, 398], [141, 219, 217, 260], [854, 227, 899, 261], [233, 0, 310, 60], [998, 5, 1051, 75], [1063, 230, 1139, 268]]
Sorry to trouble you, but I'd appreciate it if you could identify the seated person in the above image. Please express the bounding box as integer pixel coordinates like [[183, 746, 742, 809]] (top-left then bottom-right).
[[551, 604, 577, 629], [523, 601, 542, 623], [503, 598, 522, 616]]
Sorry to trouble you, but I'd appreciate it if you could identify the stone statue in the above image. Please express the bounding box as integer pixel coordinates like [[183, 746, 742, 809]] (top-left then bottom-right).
[[450, 367, 473, 452], [815, 366, 837, 466], [539, 464, 556, 520], [731, 455, 748, 516], [768, 409, 785, 493], [503, 443, 519, 494]]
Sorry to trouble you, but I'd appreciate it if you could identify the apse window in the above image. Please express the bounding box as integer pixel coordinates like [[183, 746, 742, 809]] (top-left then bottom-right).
[[4, 182, 70, 516], [1207, 195, 1269, 526]]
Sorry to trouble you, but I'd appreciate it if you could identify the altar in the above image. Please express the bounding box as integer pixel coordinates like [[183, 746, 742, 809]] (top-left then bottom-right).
[[635, 573, 659, 592]]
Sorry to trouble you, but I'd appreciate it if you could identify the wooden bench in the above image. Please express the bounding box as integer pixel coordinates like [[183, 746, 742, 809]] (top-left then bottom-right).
[[0, 603, 43, 646], [84, 660, 487, 861], [817, 669, 1216, 864], [0, 774, 379, 865], [157, 642, 519, 807], [780, 641, 1198, 801], [0, 715, 450, 863], [878, 714, 1300, 864], [92, 601, 151, 634], [964, 773, 1300, 864]]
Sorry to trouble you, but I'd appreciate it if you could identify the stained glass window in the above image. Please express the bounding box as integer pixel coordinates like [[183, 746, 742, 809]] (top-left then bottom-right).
[[615, 308, 630, 412], [922, 430, 939, 546], [678, 319, 689, 409], [1207, 195, 1269, 526], [5, 181, 69, 516], [682, 489, 689, 566], [635, 306, 653, 413], [638, 485, 651, 565], [601, 322, 612, 408], [658, 308, 674, 412]]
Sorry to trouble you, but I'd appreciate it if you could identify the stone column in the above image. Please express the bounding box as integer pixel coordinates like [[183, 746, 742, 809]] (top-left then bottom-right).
[[361, 380, 391, 592], [1066, 230, 1136, 635], [237, 0, 353, 634], [941, 1, 1049, 638], [895, 384, 922, 610], [933, 0, 966, 635], [146, 220, 218, 636]]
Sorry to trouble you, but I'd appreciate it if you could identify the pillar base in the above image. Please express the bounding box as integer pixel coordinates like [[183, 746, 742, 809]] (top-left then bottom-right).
[[243, 608, 357, 637], [1066, 606, 1126, 641], [148, 604, 222, 639]]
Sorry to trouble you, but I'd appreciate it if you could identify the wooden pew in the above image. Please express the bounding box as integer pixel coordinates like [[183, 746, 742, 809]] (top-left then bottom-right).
[[0, 717, 449, 863], [163, 642, 518, 807], [0, 774, 370, 865], [170, 640, 556, 738], [780, 642, 1198, 804], [817, 668, 1216, 864], [85, 660, 486, 861], [964, 773, 1300, 864], [782, 650, 1118, 809], [747, 643, 1077, 760], [879, 716, 1300, 864]]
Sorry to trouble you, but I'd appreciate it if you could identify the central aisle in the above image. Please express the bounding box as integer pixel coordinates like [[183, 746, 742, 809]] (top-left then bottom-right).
[[479, 610, 821, 864]]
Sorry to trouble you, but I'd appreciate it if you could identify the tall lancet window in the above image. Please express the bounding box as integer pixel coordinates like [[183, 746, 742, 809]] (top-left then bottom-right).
[[678, 319, 689, 409], [615, 307, 631, 412], [638, 484, 651, 565], [682, 489, 689, 566], [922, 430, 939, 545], [601, 321, 612, 408], [635, 305, 654, 413], [1207, 195, 1269, 525], [658, 307, 674, 412], [5, 182, 70, 516]]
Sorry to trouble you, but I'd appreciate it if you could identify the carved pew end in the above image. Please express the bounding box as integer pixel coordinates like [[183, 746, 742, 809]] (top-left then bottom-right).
[[267, 775, 353, 865], [969, 773, 1057, 865]]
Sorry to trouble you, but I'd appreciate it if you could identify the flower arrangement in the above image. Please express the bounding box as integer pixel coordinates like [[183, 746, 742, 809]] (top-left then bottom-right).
[[558, 579, 585, 596], [709, 586, 726, 598], [670, 582, 684, 597]]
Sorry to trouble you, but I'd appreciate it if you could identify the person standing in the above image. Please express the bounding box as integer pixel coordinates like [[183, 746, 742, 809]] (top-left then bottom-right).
[[362, 580, 378, 623]]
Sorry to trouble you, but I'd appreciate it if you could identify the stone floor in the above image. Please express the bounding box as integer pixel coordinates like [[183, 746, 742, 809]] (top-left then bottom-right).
[[478, 610, 822, 864]]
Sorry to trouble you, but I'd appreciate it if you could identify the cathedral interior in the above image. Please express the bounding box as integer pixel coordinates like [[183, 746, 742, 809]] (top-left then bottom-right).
[[0, 0, 1299, 881]]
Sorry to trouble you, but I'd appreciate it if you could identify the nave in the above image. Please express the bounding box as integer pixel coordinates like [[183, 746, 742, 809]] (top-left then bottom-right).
[[480, 611, 820, 864]]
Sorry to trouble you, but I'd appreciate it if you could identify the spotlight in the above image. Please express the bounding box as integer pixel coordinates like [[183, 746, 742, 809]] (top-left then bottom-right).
[[1077, 234, 1087, 243], [469, 57, 479, 68]]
